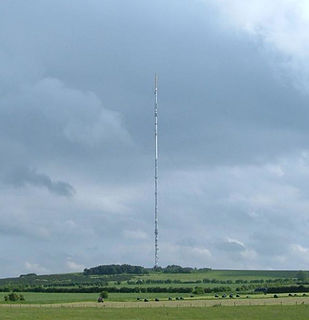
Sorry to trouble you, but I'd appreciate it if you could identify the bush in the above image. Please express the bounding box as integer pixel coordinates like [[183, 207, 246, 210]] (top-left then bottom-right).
[[8, 293, 19, 301], [4, 293, 25, 302], [100, 291, 108, 299], [193, 287, 204, 295]]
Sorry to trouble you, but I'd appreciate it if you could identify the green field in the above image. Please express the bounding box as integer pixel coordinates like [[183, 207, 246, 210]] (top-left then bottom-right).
[[0, 268, 307, 305], [0, 292, 196, 304], [0, 305, 309, 320], [139, 270, 301, 281], [0, 291, 308, 305]]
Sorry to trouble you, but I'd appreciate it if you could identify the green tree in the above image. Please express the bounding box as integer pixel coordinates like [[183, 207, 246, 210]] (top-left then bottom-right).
[[296, 271, 307, 282], [100, 291, 108, 299], [8, 293, 19, 301], [193, 287, 204, 295]]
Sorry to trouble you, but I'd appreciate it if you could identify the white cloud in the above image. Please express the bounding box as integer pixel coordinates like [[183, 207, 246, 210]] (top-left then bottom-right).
[[209, 0, 309, 91], [25, 262, 49, 274], [227, 238, 245, 249], [66, 258, 85, 272]]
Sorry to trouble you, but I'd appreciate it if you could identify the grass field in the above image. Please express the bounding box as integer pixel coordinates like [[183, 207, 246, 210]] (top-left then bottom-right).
[[138, 270, 300, 281], [1, 291, 308, 304], [0, 305, 309, 320], [0, 292, 195, 304], [1, 291, 309, 304]]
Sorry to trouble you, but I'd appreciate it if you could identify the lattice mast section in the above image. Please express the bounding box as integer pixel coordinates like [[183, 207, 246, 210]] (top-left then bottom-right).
[[154, 74, 159, 268]]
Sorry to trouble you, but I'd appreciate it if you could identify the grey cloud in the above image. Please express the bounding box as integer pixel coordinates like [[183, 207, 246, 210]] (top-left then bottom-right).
[[0, 0, 309, 276], [4, 167, 75, 197]]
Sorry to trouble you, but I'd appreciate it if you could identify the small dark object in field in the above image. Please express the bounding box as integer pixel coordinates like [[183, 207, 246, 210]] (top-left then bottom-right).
[[176, 297, 179, 300], [168, 297, 172, 301], [229, 294, 233, 298], [137, 297, 140, 301], [97, 296, 103, 303], [155, 298, 159, 301], [214, 294, 219, 298], [144, 299, 149, 302], [190, 295, 194, 297], [274, 294, 279, 298], [303, 293, 307, 296], [246, 296, 250, 298], [222, 294, 226, 298], [180, 297, 184, 300], [236, 294, 240, 298], [294, 294, 298, 297], [288, 294, 292, 297]]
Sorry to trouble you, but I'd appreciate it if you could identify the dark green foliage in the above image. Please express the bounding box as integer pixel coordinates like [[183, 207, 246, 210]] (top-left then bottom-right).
[[267, 285, 309, 293], [19, 273, 37, 278], [8, 293, 19, 301], [193, 286, 204, 295], [2, 286, 193, 294], [162, 265, 193, 273], [99, 291, 108, 299], [296, 271, 307, 281], [83, 264, 148, 275], [4, 292, 25, 302]]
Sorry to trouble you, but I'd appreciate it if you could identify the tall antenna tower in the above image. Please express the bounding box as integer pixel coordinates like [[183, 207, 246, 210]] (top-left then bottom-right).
[[154, 74, 159, 268]]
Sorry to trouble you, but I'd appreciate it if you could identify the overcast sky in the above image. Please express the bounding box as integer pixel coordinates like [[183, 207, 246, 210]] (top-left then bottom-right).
[[1, 0, 309, 277]]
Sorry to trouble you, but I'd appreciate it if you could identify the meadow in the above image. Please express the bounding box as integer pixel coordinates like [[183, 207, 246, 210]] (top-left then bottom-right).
[[0, 305, 309, 320]]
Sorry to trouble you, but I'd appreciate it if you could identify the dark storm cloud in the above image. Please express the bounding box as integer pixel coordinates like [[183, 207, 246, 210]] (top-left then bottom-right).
[[4, 167, 75, 197]]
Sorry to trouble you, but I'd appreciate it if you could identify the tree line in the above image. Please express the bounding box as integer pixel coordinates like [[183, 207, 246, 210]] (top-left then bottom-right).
[[83, 264, 148, 275]]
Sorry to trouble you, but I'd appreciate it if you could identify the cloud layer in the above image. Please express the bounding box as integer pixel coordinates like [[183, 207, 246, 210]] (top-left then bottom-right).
[[0, 0, 308, 276], [210, 0, 309, 91]]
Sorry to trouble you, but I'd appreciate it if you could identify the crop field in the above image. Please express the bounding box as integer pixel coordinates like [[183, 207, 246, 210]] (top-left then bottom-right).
[[0, 305, 309, 320]]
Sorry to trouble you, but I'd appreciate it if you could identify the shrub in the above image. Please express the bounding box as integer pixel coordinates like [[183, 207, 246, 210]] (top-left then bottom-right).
[[5, 293, 25, 302], [8, 293, 19, 301], [100, 291, 108, 299], [193, 287, 204, 295]]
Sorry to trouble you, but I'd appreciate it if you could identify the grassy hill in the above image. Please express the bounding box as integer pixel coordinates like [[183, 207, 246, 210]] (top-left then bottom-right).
[[0, 268, 306, 294]]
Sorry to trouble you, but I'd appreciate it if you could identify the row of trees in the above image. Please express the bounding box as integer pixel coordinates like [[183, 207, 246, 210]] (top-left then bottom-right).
[[203, 278, 292, 284], [1, 285, 261, 294], [5, 286, 193, 293], [83, 264, 148, 275], [159, 265, 194, 273], [260, 285, 309, 294], [83, 264, 210, 275]]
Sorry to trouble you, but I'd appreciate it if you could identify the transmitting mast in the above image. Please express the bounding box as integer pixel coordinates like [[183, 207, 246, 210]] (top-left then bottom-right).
[[154, 74, 159, 268]]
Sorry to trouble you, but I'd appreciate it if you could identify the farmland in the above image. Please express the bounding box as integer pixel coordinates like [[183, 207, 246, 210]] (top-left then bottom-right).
[[1, 267, 309, 319], [0, 267, 308, 300]]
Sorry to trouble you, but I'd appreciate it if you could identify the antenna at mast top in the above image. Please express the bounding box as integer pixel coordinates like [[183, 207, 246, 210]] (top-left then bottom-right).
[[154, 74, 159, 268]]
